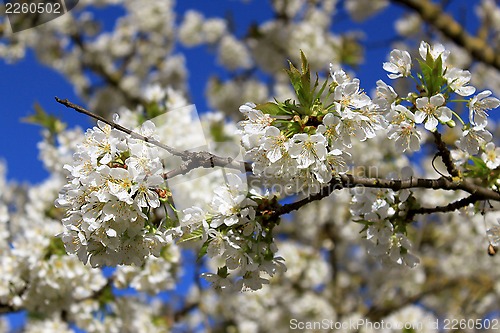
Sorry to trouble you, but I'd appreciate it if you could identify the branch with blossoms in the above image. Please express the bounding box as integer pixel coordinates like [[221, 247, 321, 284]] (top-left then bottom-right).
[[392, 0, 500, 71], [225, 44, 500, 269], [55, 97, 249, 175], [272, 176, 500, 221], [56, 97, 500, 211], [55, 43, 500, 291]]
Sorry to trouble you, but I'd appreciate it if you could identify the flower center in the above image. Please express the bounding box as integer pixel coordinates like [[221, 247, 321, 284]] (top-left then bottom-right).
[[423, 103, 436, 115]]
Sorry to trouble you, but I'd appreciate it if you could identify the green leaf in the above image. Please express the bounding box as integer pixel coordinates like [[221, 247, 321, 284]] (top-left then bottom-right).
[[299, 51, 312, 106], [434, 55, 443, 76], [285, 60, 302, 96], [425, 47, 435, 68], [284, 51, 316, 114], [22, 103, 66, 136], [209, 121, 232, 142], [254, 102, 284, 115], [314, 73, 330, 103], [417, 59, 433, 96], [97, 284, 115, 306], [281, 99, 302, 113], [197, 240, 209, 261], [338, 35, 363, 68], [417, 53, 445, 96], [145, 102, 164, 119], [430, 55, 445, 93], [470, 156, 487, 169], [464, 156, 490, 178], [44, 236, 67, 259]]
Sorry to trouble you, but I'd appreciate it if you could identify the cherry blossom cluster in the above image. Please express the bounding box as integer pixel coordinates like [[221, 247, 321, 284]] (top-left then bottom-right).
[[53, 91, 288, 290], [52, 40, 500, 283], [3, 0, 500, 329], [351, 42, 500, 266], [238, 66, 386, 197], [237, 42, 500, 269], [55, 119, 169, 267], [113, 247, 180, 295], [2, 132, 178, 330], [180, 174, 286, 292], [351, 187, 419, 268], [0, 169, 109, 320], [381, 41, 500, 159]]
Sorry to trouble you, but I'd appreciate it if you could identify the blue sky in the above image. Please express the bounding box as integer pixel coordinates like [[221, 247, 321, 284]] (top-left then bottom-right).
[[0, 0, 486, 331], [0, 1, 484, 183], [2, 0, 483, 184], [0, 0, 412, 184]]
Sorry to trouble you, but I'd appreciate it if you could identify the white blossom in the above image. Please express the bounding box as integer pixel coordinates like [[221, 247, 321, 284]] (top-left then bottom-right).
[[414, 94, 452, 131], [288, 133, 327, 168], [456, 125, 492, 155], [178, 10, 204, 46], [383, 49, 412, 79], [262, 126, 289, 163], [333, 77, 372, 110], [373, 80, 398, 112], [217, 35, 252, 70], [419, 41, 450, 64], [482, 142, 500, 169], [345, 0, 388, 21], [317, 113, 344, 150], [444, 67, 475, 96], [210, 173, 255, 228], [469, 90, 500, 128], [387, 105, 422, 153]]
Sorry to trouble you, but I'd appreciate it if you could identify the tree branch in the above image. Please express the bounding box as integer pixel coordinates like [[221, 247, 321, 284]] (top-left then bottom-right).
[[272, 174, 500, 218], [432, 130, 459, 178], [0, 303, 18, 315], [56, 98, 500, 222], [391, 0, 500, 70], [55, 97, 250, 176], [56, 97, 184, 157], [407, 194, 480, 219]]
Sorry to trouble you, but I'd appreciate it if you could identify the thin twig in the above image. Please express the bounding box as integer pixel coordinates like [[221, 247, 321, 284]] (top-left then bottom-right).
[[164, 155, 252, 179], [407, 194, 480, 220], [55, 97, 251, 176], [432, 131, 460, 178], [55, 97, 185, 157]]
